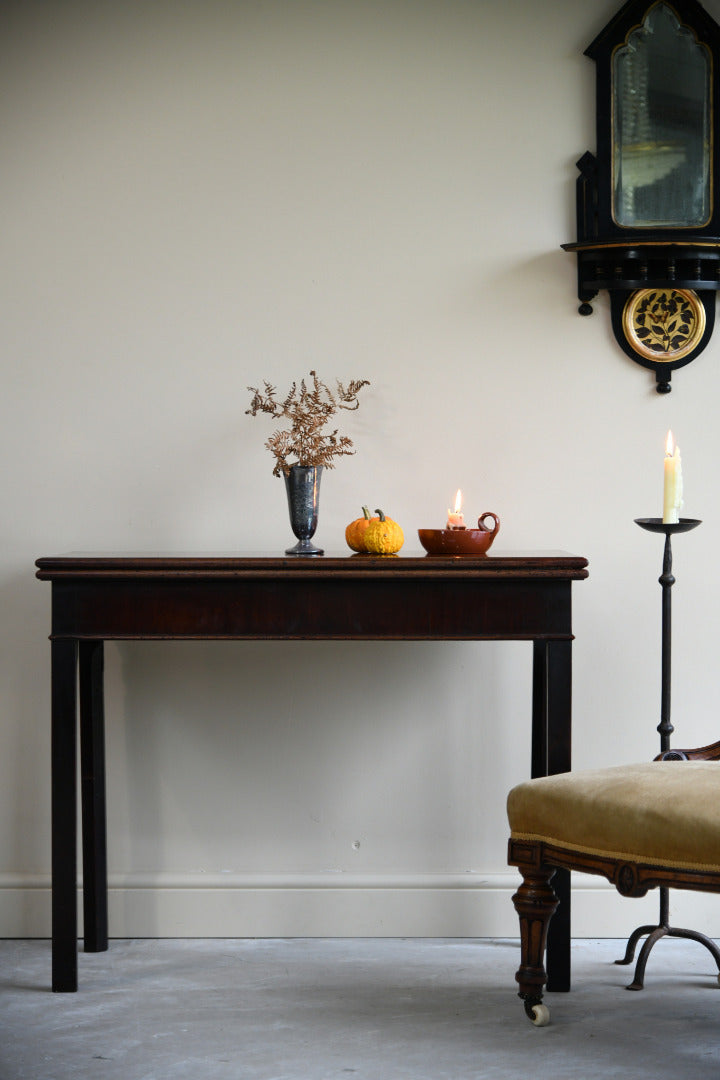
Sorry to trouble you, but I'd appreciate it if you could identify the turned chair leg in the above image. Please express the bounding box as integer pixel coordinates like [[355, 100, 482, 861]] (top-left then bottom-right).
[[512, 864, 559, 1026]]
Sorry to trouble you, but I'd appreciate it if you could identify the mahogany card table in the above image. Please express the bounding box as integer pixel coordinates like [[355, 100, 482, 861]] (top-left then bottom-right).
[[35, 551, 588, 992]]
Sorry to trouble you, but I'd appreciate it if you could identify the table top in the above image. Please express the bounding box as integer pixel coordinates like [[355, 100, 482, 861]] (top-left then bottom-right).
[[36, 552, 589, 581]]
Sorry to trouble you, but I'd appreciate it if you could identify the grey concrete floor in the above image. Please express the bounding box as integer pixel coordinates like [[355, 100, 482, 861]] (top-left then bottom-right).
[[2, 938, 720, 1080]]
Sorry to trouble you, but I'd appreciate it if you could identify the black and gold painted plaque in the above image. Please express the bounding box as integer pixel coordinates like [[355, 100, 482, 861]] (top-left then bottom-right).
[[622, 289, 706, 363]]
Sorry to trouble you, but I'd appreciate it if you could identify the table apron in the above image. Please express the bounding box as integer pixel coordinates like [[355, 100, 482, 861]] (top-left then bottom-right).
[[49, 578, 574, 640]]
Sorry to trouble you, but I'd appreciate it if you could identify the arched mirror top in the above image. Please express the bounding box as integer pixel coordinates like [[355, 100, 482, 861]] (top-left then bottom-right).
[[613, 2, 712, 228]]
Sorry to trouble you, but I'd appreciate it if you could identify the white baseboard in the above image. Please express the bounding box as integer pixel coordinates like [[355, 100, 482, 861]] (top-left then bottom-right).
[[2, 872, 719, 939]]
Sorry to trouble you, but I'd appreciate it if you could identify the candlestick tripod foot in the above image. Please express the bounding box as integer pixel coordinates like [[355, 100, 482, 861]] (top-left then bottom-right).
[[615, 913, 720, 991]]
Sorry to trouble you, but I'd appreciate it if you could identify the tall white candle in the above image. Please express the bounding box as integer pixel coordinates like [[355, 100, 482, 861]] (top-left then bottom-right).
[[662, 430, 683, 524]]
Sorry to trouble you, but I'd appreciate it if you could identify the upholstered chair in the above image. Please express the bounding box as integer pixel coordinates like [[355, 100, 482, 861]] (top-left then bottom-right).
[[507, 741, 720, 1025]]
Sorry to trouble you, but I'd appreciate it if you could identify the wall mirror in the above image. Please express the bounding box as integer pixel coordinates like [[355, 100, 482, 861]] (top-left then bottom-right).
[[564, 0, 720, 391]]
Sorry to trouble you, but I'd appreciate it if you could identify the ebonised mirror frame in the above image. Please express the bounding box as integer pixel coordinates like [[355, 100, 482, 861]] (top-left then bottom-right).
[[564, 0, 720, 391]]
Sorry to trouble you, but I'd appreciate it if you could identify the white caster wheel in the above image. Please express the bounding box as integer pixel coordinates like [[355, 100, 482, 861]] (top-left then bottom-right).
[[530, 1003, 550, 1027]]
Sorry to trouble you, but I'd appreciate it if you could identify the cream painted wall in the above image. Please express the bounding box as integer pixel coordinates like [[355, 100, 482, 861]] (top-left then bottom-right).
[[3, 0, 720, 940]]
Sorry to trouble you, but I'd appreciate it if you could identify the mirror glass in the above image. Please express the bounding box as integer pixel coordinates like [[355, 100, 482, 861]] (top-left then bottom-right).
[[613, 2, 711, 227]]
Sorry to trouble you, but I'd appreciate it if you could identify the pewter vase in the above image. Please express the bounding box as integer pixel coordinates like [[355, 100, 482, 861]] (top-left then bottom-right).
[[283, 465, 324, 555]]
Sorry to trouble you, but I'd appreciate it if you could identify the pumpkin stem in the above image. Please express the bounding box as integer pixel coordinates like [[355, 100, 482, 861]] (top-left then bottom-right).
[[374, 508, 386, 521], [362, 506, 371, 520]]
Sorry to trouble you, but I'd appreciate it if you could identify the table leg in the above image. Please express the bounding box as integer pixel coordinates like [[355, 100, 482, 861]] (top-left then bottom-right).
[[532, 639, 572, 993], [531, 641, 549, 779], [51, 639, 78, 992], [79, 641, 108, 953]]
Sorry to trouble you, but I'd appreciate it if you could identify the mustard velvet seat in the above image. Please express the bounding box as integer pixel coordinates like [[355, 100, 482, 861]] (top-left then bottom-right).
[[509, 762, 720, 873], [507, 755, 720, 1026]]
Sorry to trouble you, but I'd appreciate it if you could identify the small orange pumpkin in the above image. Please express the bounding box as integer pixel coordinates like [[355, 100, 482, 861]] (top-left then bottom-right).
[[363, 509, 404, 555], [345, 506, 377, 552]]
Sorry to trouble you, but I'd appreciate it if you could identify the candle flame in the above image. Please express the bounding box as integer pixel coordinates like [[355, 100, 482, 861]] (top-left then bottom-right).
[[453, 489, 462, 513], [665, 430, 675, 456]]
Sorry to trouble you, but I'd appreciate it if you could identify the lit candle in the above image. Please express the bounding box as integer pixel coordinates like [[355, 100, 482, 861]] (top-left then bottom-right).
[[662, 430, 683, 524], [447, 489, 465, 529]]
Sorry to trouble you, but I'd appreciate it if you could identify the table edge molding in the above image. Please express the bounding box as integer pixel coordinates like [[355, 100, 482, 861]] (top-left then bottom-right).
[[35, 554, 589, 582]]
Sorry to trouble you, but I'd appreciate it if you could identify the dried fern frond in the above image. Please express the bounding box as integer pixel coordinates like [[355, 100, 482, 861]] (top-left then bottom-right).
[[247, 370, 370, 476]]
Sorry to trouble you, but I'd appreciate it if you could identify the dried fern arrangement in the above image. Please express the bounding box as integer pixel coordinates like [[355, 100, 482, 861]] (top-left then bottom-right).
[[246, 370, 370, 477]]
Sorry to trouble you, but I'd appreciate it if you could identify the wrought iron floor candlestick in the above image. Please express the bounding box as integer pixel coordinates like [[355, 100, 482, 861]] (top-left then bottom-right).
[[615, 517, 720, 990]]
